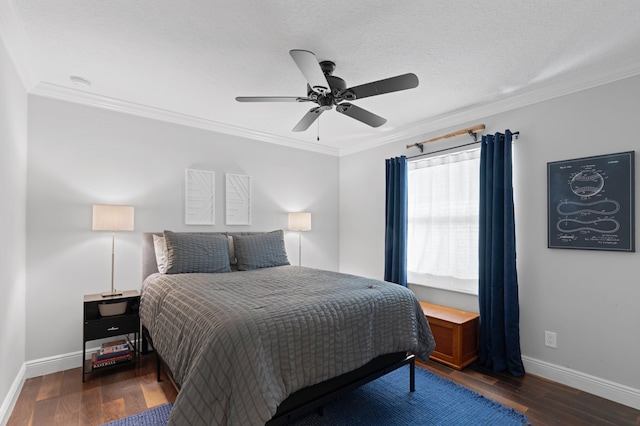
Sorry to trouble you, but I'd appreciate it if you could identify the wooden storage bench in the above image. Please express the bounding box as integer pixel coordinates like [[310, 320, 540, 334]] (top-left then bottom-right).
[[419, 301, 479, 370]]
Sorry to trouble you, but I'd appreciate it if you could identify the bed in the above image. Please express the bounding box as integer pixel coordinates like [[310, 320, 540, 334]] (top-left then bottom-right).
[[140, 230, 435, 425]]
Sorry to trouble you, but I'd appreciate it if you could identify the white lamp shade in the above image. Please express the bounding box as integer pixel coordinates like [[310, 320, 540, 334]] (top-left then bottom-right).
[[288, 212, 311, 231], [92, 205, 135, 231]]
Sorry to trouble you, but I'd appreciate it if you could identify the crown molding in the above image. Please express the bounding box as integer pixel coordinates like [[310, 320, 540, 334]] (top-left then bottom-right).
[[27, 63, 640, 159], [338, 64, 640, 157], [30, 82, 341, 157]]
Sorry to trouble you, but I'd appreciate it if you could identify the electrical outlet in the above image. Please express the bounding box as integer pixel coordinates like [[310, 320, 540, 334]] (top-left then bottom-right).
[[545, 331, 557, 348]]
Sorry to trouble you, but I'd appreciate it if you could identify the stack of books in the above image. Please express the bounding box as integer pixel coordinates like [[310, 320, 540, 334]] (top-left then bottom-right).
[[91, 339, 133, 369]]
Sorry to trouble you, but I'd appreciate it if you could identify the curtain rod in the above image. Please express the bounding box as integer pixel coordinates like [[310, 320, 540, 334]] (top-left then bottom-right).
[[406, 124, 486, 152], [407, 130, 520, 160]]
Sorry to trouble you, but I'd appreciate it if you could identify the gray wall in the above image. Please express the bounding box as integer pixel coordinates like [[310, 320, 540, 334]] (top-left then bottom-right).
[[0, 34, 27, 422], [340, 75, 640, 403], [3, 38, 639, 414], [25, 96, 340, 362]]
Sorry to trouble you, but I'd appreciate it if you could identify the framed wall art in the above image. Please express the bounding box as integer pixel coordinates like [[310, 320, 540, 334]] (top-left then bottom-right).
[[547, 151, 635, 251], [185, 169, 215, 225], [225, 173, 251, 225]]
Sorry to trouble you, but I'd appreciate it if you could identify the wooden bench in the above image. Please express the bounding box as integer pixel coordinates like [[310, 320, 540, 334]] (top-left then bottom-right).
[[419, 301, 479, 370]]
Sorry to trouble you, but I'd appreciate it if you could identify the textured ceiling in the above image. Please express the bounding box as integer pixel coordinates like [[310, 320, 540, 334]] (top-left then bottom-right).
[[2, 1, 640, 155]]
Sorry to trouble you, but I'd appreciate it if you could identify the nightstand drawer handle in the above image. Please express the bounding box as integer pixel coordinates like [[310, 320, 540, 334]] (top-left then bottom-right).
[[107, 326, 119, 331]]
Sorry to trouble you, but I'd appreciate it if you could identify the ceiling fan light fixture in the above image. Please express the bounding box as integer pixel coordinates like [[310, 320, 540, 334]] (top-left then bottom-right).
[[237, 49, 419, 133]]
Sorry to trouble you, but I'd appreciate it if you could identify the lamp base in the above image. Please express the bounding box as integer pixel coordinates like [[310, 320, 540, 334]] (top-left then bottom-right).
[[101, 289, 123, 298]]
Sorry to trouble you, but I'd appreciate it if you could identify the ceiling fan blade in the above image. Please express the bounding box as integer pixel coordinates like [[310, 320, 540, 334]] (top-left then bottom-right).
[[292, 107, 324, 132], [235, 96, 310, 102], [336, 103, 387, 127], [346, 73, 419, 100], [290, 49, 330, 95]]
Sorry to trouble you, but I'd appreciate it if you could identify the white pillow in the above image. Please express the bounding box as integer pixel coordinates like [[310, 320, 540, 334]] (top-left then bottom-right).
[[228, 235, 237, 265], [153, 234, 168, 273]]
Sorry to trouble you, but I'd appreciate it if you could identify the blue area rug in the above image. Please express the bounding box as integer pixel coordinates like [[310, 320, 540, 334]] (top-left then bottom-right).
[[102, 403, 171, 425], [103, 366, 529, 425]]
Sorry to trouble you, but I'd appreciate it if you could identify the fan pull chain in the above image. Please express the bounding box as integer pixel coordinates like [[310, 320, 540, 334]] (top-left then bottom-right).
[[317, 116, 320, 142]]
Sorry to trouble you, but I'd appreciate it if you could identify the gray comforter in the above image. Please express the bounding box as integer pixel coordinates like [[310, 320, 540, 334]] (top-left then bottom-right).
[[140, 265, 435, 426]]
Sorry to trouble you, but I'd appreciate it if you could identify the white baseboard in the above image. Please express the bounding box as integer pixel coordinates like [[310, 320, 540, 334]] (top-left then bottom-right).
[[1, 349, 91, 425], [25, 349, 84, 379], [0, 363, 26, 426], [25, 337, 143, 379], [522, 355, 640, 410], [4, 350, 639, 424]]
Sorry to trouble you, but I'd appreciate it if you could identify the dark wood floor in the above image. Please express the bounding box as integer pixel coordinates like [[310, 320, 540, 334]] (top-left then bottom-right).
[[7, 354, 640, 425], [420, 359, 640, 426], [7, 355, 178, 426]]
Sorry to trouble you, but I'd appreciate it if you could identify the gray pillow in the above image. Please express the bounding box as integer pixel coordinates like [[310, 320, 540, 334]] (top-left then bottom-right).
[[163, 230, 231, 274], [232, 230, 290, 271]]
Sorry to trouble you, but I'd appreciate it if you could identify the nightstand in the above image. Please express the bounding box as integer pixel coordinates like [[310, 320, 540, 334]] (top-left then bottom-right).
[[82, 290, 140, 381]]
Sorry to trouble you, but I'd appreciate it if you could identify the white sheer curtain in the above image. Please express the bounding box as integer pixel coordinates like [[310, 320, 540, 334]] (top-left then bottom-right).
[[407, 148, 480, 294]]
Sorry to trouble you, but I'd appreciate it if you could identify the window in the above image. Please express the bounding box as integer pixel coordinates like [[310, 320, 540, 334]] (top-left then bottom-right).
[[407, 148, 480, 294]]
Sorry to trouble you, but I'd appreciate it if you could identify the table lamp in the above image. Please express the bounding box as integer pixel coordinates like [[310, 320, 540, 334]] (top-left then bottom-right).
[[92, 204, 135, 297], [288, 212, 311, 266]]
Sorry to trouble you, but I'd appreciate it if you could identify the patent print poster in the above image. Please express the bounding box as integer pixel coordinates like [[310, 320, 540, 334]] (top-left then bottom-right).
[[547, 151, 635, 251]]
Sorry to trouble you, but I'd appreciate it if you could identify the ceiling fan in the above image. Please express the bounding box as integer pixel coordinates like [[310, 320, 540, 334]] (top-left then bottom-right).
[[236, 49, 419, 132]]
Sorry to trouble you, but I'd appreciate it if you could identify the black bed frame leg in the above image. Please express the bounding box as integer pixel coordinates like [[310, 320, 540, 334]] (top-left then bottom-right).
[[142, 327, 162, 382], [141, 332, 150, 355], [409, 356, 415, 392], [156, 350, 161, 382]]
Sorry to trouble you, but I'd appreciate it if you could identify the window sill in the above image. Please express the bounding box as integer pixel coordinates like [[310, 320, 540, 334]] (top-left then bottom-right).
[[408, 281, 478, 296]]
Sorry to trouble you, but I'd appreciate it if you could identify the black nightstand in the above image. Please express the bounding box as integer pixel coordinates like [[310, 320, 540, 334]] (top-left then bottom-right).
[[82, 290, 140, 381]]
